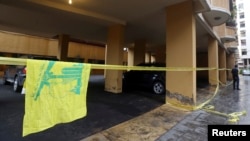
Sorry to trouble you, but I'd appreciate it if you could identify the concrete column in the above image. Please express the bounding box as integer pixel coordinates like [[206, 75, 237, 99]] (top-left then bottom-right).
[[166, 1, 197, 106], [219, 47, 227, 84], [227, 53, 235, 80], [104, 45, 107, 77], [57, 34, 69, 61], [133, 39, 146, 65], [208, 36, 219, 85], [127, 48, 134, 66], [151, 55, 156, 63], [105, 24, 124, 93]]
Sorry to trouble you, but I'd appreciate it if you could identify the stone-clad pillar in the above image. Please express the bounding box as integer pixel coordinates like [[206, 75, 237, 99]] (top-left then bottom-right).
[[166, 1, 197, 106], [127, 48, 134, 66], [227, 53, 235, 80], [208, 36, 219, 85], [219, 47, 227, 84], [105, 24, 124, 93]]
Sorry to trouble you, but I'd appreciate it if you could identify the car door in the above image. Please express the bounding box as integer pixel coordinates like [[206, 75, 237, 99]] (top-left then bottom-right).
[[124, 70, 141, 86], [4, 65, 17, 83]]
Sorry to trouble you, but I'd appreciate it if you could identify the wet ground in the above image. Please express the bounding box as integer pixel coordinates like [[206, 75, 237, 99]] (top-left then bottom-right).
[[156, 76, 250, 141], [1, 75, 250, 141], [82, 75, 250, 141]]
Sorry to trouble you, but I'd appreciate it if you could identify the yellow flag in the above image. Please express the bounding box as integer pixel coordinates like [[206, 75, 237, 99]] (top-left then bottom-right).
[[23, 59, 91, 137]]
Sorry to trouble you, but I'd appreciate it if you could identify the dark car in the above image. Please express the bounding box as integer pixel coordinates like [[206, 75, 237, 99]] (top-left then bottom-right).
[[3, 65, 26, 93], [3, 56, 58, 93], [122, 62, 166, 95]]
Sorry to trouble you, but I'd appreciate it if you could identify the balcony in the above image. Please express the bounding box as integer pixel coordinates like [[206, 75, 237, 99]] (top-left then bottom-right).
[[225, 41, 238, 52], [202, 7, 230, 26], [220, 26, 237, 43], [202, 0, 231, 26]]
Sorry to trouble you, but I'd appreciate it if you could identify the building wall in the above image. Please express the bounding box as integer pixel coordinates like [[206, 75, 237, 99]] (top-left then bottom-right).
[[0, 31, 57, 56], [236, 0, 250, 67], [0, 31, 128, 75], [68, 42, 105, 61]]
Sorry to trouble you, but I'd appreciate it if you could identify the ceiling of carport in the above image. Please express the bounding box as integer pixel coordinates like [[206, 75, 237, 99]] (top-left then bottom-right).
[[0, 0, 210, 53]]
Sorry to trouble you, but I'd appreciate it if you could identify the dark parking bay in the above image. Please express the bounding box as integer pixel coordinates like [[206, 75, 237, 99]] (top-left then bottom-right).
[[0, 75, 164, 141]]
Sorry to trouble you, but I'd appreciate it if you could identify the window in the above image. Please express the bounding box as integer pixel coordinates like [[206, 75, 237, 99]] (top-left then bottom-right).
[[241, 39, 246, 46], [242, 49, 247, 55], [239, 12, 245, 19], [244, 59, 248, 66], [240, 30, 246, 37], [240, 21, 245, 28], [238, 3, 244, 10]]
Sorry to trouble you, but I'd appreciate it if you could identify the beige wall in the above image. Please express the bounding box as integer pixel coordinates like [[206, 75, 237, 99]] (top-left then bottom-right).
[[0, 31, 129, 63], [0, 31, 128, 75], [0, 32, 57, 56], [68, 42, 105, 61]]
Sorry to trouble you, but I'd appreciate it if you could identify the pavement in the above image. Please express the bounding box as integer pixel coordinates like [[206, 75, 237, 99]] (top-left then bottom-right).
[[0, 75, 249, 141], [81, 75, 250, 141]]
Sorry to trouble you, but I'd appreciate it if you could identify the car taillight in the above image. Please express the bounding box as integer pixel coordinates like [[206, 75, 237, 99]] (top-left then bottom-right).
[[22, 67, 27, 74]]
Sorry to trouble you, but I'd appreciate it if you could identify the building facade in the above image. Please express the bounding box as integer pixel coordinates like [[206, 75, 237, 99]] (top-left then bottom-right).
[[236, 0, 250, 68]]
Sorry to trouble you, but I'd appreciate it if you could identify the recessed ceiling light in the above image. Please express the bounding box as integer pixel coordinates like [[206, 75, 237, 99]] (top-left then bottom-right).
[[69, 0, 72, 5]]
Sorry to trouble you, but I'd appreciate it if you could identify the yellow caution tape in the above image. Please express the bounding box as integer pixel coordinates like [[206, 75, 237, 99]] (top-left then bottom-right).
[[227, 111, 247, 123], [204, 108, 247, 123], [0, 57, 27, 65], [0, 57, 231, 71], [0, 57, 247, 123]]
